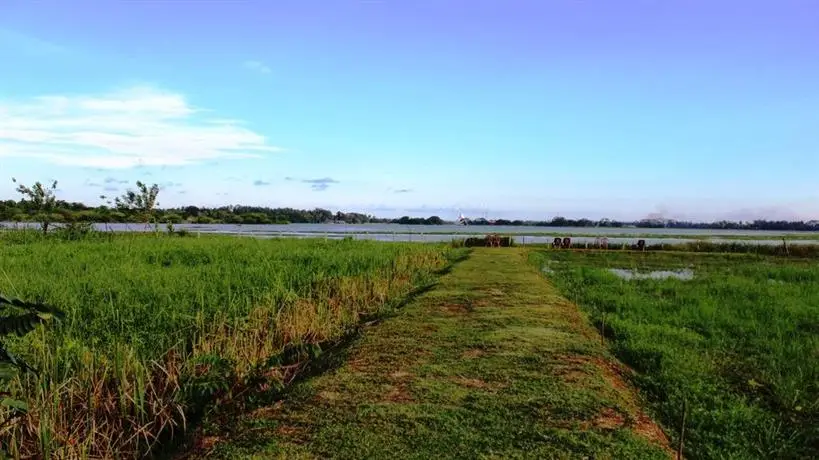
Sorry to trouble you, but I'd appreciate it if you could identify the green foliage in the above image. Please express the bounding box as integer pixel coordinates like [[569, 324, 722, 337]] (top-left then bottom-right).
[[531, 250, 819, 459], [10, 178, 58, 234], [53, 221, 96, 241], [0, 234, 453, 456], [180, 354, 237, 407], [0, 237, 442, 359], [0, 295, 64, 424], [266, 342, 323, 367], [458, 235, 515, 247], [113, 181, 160, 225], [392, 215, 445, 225]]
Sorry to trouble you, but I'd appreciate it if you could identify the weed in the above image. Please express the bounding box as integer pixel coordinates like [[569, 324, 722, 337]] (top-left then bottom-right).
[[531, 250, 819, 459], [0, 233, 456, 458]]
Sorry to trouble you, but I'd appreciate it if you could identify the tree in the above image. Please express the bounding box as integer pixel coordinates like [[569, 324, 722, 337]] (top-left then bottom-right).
[[114, 181, 160, 227], [11, 178, 58, 234]]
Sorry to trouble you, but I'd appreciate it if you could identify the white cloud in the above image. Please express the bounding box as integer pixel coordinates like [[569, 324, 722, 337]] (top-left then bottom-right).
[[0, 85, 282, 169], [243, 60, 271, 74]]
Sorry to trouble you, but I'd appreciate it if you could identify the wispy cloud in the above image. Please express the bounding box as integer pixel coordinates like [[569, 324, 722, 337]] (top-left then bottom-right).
[[253, 179, 271, 186], [161, 181, 182, 189], [104, 177, 129, 185], [394, 188, 412, 194], [0, 28, 67, 56], [103, 186, 119, 192], [243, 60, 271, 74], [302, 177, 339, 192], [0, 85, 282, 169]]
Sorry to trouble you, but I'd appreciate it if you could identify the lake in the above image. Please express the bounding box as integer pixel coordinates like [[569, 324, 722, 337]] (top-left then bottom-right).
[[3, 222, 817, 246]]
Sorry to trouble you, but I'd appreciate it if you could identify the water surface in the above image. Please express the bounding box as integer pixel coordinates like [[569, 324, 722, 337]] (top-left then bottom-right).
[[2, 222, 816, 246], [608, 268, 695, 281]]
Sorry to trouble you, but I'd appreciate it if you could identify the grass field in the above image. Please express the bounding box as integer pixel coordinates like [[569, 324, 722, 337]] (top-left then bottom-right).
[[530, 249, 819, 459], [3, 231, 815, 458], [0, 233, 456, 458], [206, 249, 671, 459]]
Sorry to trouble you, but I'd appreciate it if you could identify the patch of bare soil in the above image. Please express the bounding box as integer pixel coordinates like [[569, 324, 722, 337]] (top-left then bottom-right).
[[550, 360, 589, 384], [453, 377, 491, 389], [421, 324, 439, 332], [547, 282, 675, 452], [276, 424, 306, 439], [441, 303, 472, 314], [384, 384, 413, 403], [593, 407, 627, 430], [249, 402, 284, 419], [461, 349, 485, 359], [346, 358, 372, 373], [317, 391, 341, 401], [558, 354, 673, 454], [559, 369, 589, 384], [390, 370, 412, 379]]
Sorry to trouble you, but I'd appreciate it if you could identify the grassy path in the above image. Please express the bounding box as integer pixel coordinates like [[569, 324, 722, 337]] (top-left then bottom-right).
[[206, 249, 672, 459]]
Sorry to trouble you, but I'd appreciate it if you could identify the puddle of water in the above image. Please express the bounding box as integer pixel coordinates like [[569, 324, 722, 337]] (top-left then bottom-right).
[[608, 268, 694, 280], [541, 260, 564, 275]]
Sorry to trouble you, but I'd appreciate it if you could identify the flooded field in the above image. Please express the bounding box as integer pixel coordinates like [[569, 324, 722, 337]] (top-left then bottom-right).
[[3, 222, 817, 246], [531, 249, 819, 458], [608, 268, 695, 280]]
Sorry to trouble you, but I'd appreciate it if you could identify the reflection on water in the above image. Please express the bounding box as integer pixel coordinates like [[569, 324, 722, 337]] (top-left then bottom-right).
[[608, 268, 694, 281]]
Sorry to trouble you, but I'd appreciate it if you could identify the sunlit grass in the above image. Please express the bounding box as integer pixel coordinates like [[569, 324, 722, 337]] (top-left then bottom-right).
[[531, 249, 819, 459], [0, 232, 456, 458]]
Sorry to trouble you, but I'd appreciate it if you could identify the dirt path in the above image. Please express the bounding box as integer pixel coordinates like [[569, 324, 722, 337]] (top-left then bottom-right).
[[206, 249, 672, 459]]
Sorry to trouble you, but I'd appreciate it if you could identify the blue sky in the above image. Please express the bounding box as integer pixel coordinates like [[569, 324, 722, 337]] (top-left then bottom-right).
[[1, 0, 817, 221]]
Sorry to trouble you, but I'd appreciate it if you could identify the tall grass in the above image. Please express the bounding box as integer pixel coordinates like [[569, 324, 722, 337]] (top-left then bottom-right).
[[531, 250, 819, 459], [529, 240, 819, 258], [0, 232, 456, 457]]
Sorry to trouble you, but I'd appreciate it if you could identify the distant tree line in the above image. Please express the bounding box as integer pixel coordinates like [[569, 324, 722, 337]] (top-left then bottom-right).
[[2, 198, 817, 231], [464, 216, 819, 231], [1, 178, 816, 231], [0, 199, 447, 226]]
